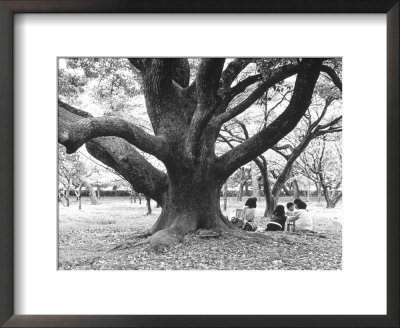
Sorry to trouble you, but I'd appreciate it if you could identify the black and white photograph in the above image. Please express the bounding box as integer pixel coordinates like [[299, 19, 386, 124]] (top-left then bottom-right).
[[58, 57, 342, 270]]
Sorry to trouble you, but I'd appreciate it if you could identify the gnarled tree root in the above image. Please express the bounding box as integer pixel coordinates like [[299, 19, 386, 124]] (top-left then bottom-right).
[[109, 228, 185, 253]]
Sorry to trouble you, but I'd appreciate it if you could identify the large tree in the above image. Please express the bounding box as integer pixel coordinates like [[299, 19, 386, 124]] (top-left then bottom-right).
[[58, 58, 341, 249]]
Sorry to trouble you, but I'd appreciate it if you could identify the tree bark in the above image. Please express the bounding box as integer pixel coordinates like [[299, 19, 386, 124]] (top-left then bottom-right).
[[257, 159, 276, 218], [282, 184, 291, 196], [149, 175, 231, 235], [265, 195, 278, 219]]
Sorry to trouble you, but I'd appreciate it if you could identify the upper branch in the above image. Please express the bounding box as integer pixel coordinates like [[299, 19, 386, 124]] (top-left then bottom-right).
[[58, 103, 168, 160], [185, 59, 225, 160], [220, 58, 253, 88], [228, 74, 262, 99], [320, 65, 342, 91], [128, 58, 147, 72], [215, 64, 299, 124], [216, 58, 324, 180]]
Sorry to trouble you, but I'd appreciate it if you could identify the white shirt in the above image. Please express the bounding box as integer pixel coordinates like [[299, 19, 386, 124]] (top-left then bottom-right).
[[291, 209, 313, 231]]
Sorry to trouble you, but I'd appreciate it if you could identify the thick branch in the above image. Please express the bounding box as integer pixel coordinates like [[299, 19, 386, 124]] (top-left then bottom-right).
[[185, 59, 225, 160], [228, 74, 262, 99], [216, 59, 323, 180], [59, 107, 167, 160], [216, 64, 299, 124], [58, 101, 168, 204], [86, 138, 167, 204], [320, 65, 342, 91], [127, 58, 146, 71], [220, 58, 253, 88]]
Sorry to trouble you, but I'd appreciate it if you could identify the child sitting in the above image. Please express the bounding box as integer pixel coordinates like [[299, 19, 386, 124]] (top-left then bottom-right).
[[286, 202, 294, 216], [230, 197, 258, 231], [285, 202, 295, 231]]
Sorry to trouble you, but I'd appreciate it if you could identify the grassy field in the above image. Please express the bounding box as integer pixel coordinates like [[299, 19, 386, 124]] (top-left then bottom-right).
[[58, 196, 342, 270]]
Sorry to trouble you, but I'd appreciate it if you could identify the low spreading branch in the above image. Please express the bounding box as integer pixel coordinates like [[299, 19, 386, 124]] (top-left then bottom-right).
[[58, 100, 168, 204], [59, 109, 168, 160]]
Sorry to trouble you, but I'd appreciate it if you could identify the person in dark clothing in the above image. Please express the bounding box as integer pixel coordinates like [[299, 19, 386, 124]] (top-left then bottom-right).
[[266, 205, 287, 231]]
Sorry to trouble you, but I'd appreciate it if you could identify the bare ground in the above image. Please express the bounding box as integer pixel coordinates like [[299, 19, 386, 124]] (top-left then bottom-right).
[[58, 196, 342, 270]]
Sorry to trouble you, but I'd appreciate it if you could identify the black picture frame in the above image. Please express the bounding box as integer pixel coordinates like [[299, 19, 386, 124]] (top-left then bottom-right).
[[0, 1, 398, 327]]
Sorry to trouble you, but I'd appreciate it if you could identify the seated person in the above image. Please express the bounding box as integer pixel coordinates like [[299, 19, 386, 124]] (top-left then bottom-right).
[[242, 197, 257, 231], [293, 198, 302, 209], [266, 205, 287, 231], [285, 202, 295, 231], [287, 200, 313, 232], [231, 197, 257, 231], [286, 202, 294, 216]]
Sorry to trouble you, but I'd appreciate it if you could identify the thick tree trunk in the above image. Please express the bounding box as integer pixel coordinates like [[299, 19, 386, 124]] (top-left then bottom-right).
[[260, 165, 277, 218], [78, 195, 82, 210], [150, 177, 231, 235], [265, 194, 278, 218]]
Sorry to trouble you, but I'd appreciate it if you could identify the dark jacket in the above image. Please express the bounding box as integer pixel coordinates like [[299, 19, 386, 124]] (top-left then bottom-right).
[[269, 214, 287, 231]]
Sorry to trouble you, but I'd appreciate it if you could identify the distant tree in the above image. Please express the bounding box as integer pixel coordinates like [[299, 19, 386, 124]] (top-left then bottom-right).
[[59, 145, 98, 209], [59, 145, 78, 207], [297, 137, 342, 208], [232, 166, 251, 201], [222, 182, 228, 211]]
